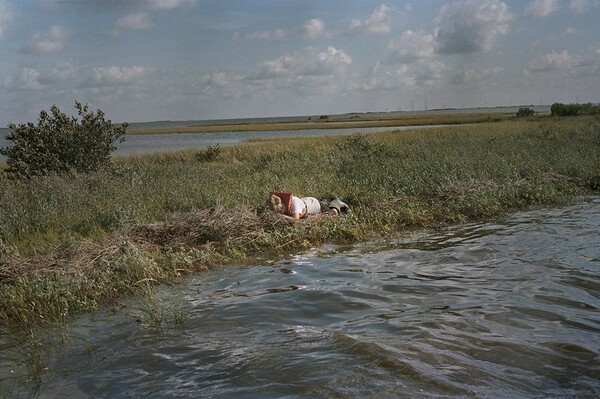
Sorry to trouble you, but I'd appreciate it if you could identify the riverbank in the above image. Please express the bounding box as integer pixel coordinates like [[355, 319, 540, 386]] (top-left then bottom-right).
[[127, 111, 514, 134], [1, 115, 599, 328]]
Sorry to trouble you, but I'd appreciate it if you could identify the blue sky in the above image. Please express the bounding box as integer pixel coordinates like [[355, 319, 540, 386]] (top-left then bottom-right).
[[1, 0, 599, 124]]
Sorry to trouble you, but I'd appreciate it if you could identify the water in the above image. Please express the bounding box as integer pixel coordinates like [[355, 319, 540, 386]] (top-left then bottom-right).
[[2, 197, 599, 398], [1, 125, 443, 161]]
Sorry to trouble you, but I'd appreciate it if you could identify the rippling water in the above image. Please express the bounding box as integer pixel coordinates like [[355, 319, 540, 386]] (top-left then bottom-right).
[[3, 197, 599, 398]]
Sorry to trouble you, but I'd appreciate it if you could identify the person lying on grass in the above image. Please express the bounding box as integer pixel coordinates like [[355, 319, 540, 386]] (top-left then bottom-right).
[[267, 191, 350, 222]]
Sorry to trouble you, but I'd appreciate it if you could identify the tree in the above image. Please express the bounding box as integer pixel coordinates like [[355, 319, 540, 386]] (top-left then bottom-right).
[[516, 107, 534, 117], [0, 102, 127, 179]]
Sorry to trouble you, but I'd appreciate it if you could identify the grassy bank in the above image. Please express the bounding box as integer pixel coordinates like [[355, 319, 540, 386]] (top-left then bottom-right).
[[127, 112, 513, 134], [1, 115, 599, 328]]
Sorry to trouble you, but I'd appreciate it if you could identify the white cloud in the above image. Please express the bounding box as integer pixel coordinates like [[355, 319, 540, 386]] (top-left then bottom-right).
[[451, 65, 504, 84], [569, 0, 600, 13], [0, 0, 15, 39], [301, 19, 325, 39], [1, 67, 44, 91], [21, 25, 71, 54], [355, 59, 451, 93], [146, 0, 196, 9], [526, 50, 574, 72], [525, 48, 600, 77], [434, 0, 512, 54], [561, 27, 576, 36], [192, 71, 250, 98], [349, 4, 392, 35], [107, 13, 154, 37], [1, 62, 83, 93], [388, 30, 435, 61], [44, 62, 80, 84], [241, 18, 325, 41], [90, 66, 151, 86], [253, 46, 352, 80], [41, 0, 198, 12], [524, 0, 560, 17]]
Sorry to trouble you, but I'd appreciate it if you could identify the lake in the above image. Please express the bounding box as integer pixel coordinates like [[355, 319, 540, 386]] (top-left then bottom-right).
[[1, 125, 446, 162], [2, 196, 598, 398]]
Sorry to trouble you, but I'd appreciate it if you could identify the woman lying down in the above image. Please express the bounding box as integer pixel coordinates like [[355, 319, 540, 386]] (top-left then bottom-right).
[[267, 191, 350, 222]]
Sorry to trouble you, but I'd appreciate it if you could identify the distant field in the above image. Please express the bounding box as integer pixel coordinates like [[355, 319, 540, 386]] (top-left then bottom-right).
[[127, 107, 548, 134]]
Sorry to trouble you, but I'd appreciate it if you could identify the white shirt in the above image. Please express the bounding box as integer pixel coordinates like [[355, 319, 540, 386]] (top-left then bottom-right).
[[290, 196, 321, 217]]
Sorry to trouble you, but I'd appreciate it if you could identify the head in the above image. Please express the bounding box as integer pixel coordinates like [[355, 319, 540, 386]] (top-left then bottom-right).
[[267, 194, 285, 214]]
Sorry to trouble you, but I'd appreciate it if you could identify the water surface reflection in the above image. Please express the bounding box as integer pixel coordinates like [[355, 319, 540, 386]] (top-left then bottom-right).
[[4, 197, 599, 398]]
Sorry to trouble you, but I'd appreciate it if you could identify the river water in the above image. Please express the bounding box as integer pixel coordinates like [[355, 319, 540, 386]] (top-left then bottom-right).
[[0, 125, 439, 161], [2, 197, 599, 398]]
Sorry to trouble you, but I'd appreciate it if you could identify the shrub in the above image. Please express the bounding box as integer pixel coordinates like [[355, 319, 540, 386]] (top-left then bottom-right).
[[196, 144, 222, 162], [0, 102, 127, 179], [516, 107, 534, 117], [551, 102, 600, 117]]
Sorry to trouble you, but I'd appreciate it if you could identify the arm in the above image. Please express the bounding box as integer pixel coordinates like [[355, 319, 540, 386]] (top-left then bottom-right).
[[278, 212, 301, 222]]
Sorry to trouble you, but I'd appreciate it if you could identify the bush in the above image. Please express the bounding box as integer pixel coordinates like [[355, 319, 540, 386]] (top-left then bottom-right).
[[551, 102, 600, 117], [516, 107, 534, 117], [196, 144, 222, 162], [0, 102, 127, 179]]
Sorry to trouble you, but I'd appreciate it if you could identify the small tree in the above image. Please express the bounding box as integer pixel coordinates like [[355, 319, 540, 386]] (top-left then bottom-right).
[[0, 102, 127, 179], [516, 107, 534, 117]]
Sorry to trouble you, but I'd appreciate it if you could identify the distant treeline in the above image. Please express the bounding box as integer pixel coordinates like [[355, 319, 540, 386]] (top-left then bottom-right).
[[551, 102, 600, 116]]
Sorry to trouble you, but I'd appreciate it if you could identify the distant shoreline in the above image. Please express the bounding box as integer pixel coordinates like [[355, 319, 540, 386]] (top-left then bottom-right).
[[128, 105, 552, 128], [0, 105, 552, 137]]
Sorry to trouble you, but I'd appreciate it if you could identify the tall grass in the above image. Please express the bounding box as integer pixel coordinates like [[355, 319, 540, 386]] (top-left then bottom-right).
[[0, 116, 598, 327]]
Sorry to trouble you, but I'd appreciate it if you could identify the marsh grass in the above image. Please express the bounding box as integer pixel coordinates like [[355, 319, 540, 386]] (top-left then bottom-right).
[[0, 116, 599, 330], [128, 112, 513, 134], [0, 115, 598, 395]]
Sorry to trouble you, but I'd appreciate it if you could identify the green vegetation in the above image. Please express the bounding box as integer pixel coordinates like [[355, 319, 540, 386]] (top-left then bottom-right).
[[0, 102, 126, 180], [551, 102, 600, 116], [516, 107, 535, 117], [1, 115, 599, 330], [127, 112, 513, 134]]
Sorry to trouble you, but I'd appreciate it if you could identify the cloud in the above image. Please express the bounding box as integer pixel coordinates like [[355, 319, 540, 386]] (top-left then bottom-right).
[[90, 66, 152, 86], [240, 18, 325, 41], [526, 50, 574, 72], [524, 48, 600, 77], [524, 0, 560, 17], [21, 25, 71, 54], [0, 0, 15, 39], [569, 0, 600, 13], [357, 60, 451, 93], [434, 0, 512, 54], [450, 65, 504, 84], [301, 19, 326, 39], [40, 0, 198, 13], [1, 67, 44, 91], [252, 46, 352, 80], [349, 4, 392, 35], [387, 30, 435, 62], [107, 13, 154, 36], [1, 62, 83, 93], [192, 71, 249, 98], [145, 0, 196, 9]]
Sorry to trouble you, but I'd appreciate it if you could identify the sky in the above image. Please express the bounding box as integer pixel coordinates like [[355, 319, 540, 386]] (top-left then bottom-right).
[[0, 0, 599, 124]]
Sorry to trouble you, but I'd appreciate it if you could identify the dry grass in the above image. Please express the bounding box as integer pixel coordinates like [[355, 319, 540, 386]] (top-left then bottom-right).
[[125, 204, 281, 249]]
